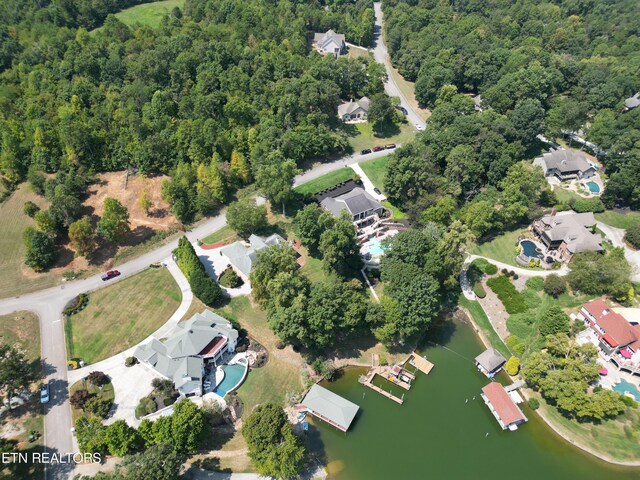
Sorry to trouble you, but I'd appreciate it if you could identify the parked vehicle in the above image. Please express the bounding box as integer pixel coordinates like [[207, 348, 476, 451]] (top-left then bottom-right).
[[415, 123, 425, 131], [360, 149, 372, 155], [149, 263, 162, 269], [372, 146, 384, 152], [40, 383, 50, 404], [101, 270, 121, 281], [373, 187, 382, 195], [385, 144, 396, 149], [395, 105, 408, 115]]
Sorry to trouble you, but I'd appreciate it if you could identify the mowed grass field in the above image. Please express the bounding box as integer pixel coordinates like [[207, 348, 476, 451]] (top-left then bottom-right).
[[0, 185, 61, 298], [215, 296, 303, 415], [472, 228, 525, 266], [596, 210, 640, 230], [65, 267, 181, 364], [294, 167, 355, 195], [113, 0, 185, 28], [345, 121, 415, 153], [359, 156, 407, 220], [0, 311, 41, 362]]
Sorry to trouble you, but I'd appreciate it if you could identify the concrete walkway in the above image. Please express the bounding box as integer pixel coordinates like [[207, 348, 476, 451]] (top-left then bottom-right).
[[67, 259, 193, 426], [350, 163, 386, 201], [467, 254, 570, 277]]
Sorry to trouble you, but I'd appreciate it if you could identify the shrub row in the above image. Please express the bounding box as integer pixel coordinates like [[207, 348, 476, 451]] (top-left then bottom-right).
[[571, 197, 605, 213], [473, 283, 486, 298], [64, 293, 89, 316], [486, 275, 528, 314], [174, 236, 223, 306]]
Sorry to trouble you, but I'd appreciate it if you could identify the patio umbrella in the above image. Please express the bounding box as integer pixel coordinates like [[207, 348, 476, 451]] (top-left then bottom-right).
[[620, 349, 632, 359], [599, 368, 608, 375]]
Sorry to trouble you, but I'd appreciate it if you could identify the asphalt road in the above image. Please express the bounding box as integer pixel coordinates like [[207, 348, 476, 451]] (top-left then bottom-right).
[[0, 7, 421, 478]]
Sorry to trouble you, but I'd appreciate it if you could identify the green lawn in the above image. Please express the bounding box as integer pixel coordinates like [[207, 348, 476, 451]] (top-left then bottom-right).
[[553, 186, 583, 206], [110, 0, 184, 28], [345, 121, 415, 153], [596, 210, 640, 230], [458, 295, 510, 358], [0, 311, 41, 362], [214, 297, 303, 415], [0, 184, 64, 297], [472, 229, 525, 266], [359, 156, 407, 220], [65, 267, 181, 364], [201, 225, 237, 245], [294, 167, 355, 195]]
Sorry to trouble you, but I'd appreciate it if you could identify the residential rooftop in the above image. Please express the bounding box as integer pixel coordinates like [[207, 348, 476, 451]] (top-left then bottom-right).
[[583, 299, 640, 351], [481, 382, 527, 430]]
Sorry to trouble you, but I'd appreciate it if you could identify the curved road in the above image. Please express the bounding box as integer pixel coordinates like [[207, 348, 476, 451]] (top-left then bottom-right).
[[0, 8, 422, 478]]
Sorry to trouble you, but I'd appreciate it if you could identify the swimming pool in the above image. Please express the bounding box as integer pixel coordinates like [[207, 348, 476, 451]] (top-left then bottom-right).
[[613, 379, 640, 401], [368, 240, 386, 257], [520, 240, 543, 259], [213, 362, 247, 397], [586, 181, 600, 193]]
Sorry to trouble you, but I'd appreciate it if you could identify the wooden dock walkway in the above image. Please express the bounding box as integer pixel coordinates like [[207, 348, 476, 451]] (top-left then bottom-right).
[[407, 353, 434, 375]]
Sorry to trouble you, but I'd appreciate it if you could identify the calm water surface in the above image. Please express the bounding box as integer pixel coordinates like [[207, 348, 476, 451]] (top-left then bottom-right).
[[312, 319, 640, 480]]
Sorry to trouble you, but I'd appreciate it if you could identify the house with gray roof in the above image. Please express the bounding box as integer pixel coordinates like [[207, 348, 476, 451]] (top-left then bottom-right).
[[133, 310, 238, 397], [475, 348, 506, 378], [320, 186, 383, 226], [220, 233, 287, 281], [297, 384, 360, 432], [338, 97, 370, 123], [624, 93, 640, 112], [312, 29, 346, 57], [533, 149, 595, 181], [532, 212, 602, 262]]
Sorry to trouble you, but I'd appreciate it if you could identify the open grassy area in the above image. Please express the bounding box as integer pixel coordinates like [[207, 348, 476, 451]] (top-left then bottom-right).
[[294, 167, 355, 196], [65, 267, 181, 364], [596, 210, 640, 230], [69, 379, 115, 424], [214, 296, 303, 415], [0, 184, 63, 298], [458, 295, 510, 358], [112, 0, 184, 28], [472, 228, 525, 266], [553, 186, 584, 206], [537, 392, 640, 463], [344, 121, 415, 153], [201, 225, 237, 245], [359, 156, 407, 220], [0, 311, 40, 362]]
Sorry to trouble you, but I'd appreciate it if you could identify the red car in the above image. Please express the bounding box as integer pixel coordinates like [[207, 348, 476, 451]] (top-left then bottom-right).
[[101, 270, 121, 281], [372, 146, 384, 152]]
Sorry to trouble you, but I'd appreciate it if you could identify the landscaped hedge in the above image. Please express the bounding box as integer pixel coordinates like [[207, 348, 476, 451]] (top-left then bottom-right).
[[486, 275, 528, 314], [64, 294, 89, 316], [174, 236, 222, 306], [473, 283, 486, 298], [571, 197, 605, 213], [624, 224, 640, 249], [471, 258, 497, 275]]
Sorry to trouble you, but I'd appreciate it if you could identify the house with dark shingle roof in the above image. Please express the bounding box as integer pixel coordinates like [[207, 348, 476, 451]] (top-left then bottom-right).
[[134, 310, 238, 397], [320, 186, 383, 226], [475, 348, 507, 378], [532, 212, 602, 262], [533, 149, 595, 181], [312, 29, 346, 57]]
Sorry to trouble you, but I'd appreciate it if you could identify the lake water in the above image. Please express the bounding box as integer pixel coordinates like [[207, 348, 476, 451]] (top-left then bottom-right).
[[310, 319, 640, 480]]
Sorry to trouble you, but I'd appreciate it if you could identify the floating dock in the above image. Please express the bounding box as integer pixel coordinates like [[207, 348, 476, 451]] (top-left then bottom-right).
[[407, 353, 434, 375]]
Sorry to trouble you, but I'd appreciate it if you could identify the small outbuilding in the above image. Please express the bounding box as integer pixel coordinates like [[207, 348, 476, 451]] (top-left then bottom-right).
[[297, 384, 360, 432], [475, 348, 507, 378], [481, 382, 528, 431]]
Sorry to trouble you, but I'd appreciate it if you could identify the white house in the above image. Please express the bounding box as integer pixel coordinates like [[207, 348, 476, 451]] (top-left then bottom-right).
[[312, 29, 346, 57], [338, 97, 370, 123]]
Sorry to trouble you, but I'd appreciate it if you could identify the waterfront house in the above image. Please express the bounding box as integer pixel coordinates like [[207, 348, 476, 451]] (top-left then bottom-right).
[[531, 212, 602, 262], [580, 299, 640, 359], [533, 149, 595, 181], [312, 29, 346, 57], [320, 186, 384, 226], [481, 382, 528, 431], [297, 384, 360, 432], [133, 310, 238, 397], [475, 348, 506, 378], [338, 97, 370, 123], [220, 233, 288, 282]]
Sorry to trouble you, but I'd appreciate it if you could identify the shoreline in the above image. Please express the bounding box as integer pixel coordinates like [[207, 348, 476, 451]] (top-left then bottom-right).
[[460, 303, 640, 468]]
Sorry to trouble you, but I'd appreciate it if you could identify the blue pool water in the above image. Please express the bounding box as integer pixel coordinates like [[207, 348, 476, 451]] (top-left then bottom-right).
[[520, 240, 543, 258], [613, 380, 640, 401], [213, 363, 247, 397], [586, 181, 600, 193], [368, 240, 386, 257]]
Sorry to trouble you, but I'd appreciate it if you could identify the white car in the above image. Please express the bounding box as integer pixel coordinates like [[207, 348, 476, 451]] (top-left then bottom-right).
[[40, 383, 50, 404], [415, 123, 425, 131]]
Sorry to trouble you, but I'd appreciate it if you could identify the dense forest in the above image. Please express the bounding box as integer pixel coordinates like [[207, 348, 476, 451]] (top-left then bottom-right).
[[383, 0, 640, 209], [0, 0, 380, 223]]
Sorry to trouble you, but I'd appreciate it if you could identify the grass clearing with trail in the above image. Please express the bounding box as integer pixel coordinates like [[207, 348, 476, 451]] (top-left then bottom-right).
[[473, 229, 525, 266], [98, 0, 185, 30], [65, 267, 181, 364], [294, 168, 355, 196]]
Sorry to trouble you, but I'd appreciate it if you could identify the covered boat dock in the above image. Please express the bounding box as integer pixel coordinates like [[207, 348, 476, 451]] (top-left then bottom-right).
[[297, 384, 360, 432]]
